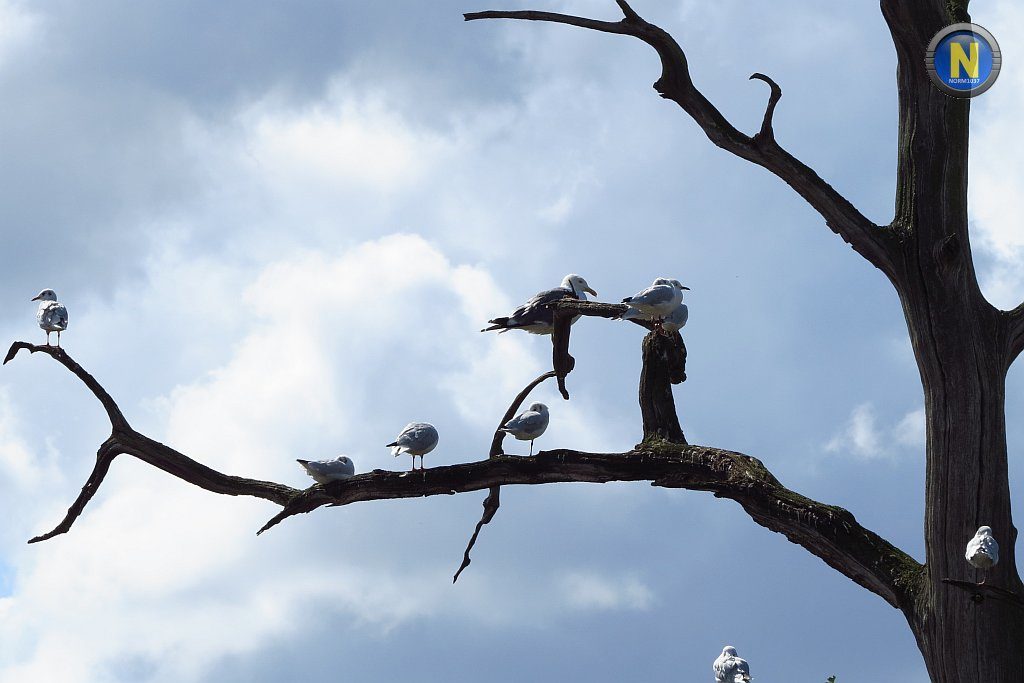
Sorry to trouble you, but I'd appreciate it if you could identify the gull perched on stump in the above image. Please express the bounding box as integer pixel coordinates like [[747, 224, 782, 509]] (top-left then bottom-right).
[[296, 456, 355, 484], [621, 278, 688, 327], [713, 645, 752, 682], [966, 525, 999, 581], [31, 289, 69, 347], [500, 402, 549, 455], [387, 422, 438, 471], [661, 300, 689, 334], [482, 274, 597, 335]]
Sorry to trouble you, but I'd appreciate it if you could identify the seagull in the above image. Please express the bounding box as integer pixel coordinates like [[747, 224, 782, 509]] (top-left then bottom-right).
[[966, 525, 999, 581], [499, 402, 549, 456], [661, 300, 689, 334], [713, 645, 752, 683], [387, 422, 438, 471], [296, 456, 355, 484], [31, 289, 69, 347], [621, 278, 688, 325], [482, 274, 597, 335]]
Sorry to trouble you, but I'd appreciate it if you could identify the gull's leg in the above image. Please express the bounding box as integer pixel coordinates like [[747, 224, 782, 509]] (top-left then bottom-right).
[[57, 330, 61, 347], [45, 331, 51, 346], [529, 440, 534, 457]]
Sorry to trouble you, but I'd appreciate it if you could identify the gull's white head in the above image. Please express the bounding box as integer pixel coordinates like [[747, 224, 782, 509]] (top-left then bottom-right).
[[31, 289, 57, 302], [977, 525, 993, 536], [527, 402, 549, 414], [562, 274, 597, 298], [669, 279, 690, 291], [721, 646, 738, 657], [337, 456, 352, 465]]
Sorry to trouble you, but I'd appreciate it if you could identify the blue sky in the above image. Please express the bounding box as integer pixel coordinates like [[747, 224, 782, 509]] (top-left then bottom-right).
[[0, 1, 1022, 681]]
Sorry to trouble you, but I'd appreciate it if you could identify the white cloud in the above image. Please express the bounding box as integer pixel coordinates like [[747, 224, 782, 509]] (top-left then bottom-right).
[[893, 407, 925, 449], [240, 88, 453, 195], [0, 387, 45, 490], [0, 233, 649, 681], [559, 571, 654, 612], [826, 402, 924, 459], [970, 1, 1024, 310], [0, 2, 39, 69]]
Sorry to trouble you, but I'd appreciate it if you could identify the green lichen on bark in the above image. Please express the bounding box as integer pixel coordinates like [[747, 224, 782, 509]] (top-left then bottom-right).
[[946, 0, 970, 22]]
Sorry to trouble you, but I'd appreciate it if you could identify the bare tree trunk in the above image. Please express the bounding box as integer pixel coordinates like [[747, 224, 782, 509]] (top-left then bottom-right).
[[878, 1, 1024, 676], [899, 289, 1024, 681]]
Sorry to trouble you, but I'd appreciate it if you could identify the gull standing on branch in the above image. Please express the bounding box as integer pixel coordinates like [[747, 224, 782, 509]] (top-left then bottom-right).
[[621, 278, 688, 325], [713, 645, 752, 682], [965, 525, 999, 581], [482, 274, 597, 335], [500, 402, 549, 456], [387, 422, 439, 471], [31, 289, 69, 347], [296, 456, 355, 484]]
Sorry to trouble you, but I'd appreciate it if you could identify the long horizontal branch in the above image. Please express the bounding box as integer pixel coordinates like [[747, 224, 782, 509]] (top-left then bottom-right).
[[464, 2, 899, 279], [5, 340, 920, 609], [259, 445, 921, 609]]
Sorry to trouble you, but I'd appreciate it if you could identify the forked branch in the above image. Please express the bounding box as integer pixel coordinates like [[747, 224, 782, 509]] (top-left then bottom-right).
[[464, 3, 898, 278], [454, 370, 557, 582], [5, 342, 300, 542]]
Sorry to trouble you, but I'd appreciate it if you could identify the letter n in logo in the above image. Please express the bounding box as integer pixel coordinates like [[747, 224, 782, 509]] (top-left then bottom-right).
[[950, 40, 979, 78]]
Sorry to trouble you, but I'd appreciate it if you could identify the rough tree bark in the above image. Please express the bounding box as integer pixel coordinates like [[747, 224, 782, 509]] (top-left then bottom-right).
[[5, 2, 1022, 679]]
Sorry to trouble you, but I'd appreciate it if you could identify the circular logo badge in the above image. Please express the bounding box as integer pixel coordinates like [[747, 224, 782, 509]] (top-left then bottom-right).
[[926, 23, 1002, 98]]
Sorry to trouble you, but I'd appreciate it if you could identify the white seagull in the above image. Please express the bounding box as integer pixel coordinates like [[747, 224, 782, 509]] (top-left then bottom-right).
[[621, 278, 689, 324], [387, 422, 439, 471], [31, 289, 69, 347], [713, 645, 752, 683], [482, 274, 597, 335], [296, 456, 355, 484], [661, 300, 689, 334], [500, 402, 549, 456], [965, 526, 999, 579]]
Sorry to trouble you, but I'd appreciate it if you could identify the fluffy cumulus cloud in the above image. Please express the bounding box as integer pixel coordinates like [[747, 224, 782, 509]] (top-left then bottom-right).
[[826, 402, 925, 460], [0, 233, 645, 682]]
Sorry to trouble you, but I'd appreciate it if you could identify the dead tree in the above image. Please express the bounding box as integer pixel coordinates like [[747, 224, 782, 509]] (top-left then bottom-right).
[[5, 2, 1023, 680], [460, 2, 1024, 681]]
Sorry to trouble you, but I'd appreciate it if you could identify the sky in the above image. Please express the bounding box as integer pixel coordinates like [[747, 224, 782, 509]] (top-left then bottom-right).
[[0, 1, 1021, 681]]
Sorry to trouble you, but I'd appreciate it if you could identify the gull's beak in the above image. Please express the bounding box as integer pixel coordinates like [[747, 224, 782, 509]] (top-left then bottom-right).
[[680, 286, 691, 290], [584, 286, 597, 296], [30, 294, 41, 301]]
